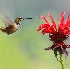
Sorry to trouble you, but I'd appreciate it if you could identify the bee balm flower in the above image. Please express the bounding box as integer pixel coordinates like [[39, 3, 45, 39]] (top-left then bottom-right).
[[37, 11, 70, 58]]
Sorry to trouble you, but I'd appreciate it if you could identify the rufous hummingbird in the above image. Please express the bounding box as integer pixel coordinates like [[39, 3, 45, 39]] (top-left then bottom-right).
[[0, 15, 32, 35]]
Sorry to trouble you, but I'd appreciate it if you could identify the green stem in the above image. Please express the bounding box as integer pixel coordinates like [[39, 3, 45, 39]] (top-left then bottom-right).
[[56, 54, 64, 69]]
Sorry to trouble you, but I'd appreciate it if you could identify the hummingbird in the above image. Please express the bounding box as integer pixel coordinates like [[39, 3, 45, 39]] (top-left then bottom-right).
[[0, 15, 32, 35]]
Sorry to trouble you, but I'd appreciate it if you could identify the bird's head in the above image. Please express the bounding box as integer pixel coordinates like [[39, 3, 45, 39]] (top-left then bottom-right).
[[14, 17, 24, 25]]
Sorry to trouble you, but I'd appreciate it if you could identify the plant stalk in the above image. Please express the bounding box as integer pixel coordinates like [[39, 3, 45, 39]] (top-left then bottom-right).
[[56, 54, 64, 69]]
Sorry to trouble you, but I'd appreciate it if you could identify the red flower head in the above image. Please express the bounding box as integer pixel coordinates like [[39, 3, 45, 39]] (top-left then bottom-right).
[[37, 11, 70, 58]]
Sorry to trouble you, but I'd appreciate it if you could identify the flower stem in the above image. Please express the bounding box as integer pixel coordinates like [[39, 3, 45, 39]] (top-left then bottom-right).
[[56, 54, 64, 69]]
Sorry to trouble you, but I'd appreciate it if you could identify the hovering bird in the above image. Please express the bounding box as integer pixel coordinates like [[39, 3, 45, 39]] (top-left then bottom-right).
[[0, 15, 32, 35]]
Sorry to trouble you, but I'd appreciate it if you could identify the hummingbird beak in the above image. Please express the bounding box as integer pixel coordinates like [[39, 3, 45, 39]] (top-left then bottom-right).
[[23, 18, 32, 19], [16, 17, 32, 25]]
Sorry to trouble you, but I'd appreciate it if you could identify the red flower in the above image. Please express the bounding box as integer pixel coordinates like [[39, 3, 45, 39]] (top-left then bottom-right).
[[37, 11, 70, 58]]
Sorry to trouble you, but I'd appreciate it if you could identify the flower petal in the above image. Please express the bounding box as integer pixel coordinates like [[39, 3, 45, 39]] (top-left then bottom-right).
[[37, 14, 57, 34], [44, 47, 52, 50], [47, 14, 56, 29], [38, 15, 49, 23]]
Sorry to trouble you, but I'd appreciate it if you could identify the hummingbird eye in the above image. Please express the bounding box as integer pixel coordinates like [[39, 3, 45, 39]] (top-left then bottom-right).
[[18, 17, 24, 21]]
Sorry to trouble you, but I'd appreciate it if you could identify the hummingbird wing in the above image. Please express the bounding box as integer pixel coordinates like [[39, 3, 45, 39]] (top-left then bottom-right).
[[1, 15, 13, 27], [4, 15, 13, 24]]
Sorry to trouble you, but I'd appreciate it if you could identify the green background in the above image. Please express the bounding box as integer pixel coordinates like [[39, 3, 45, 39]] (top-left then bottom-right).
[[0, 0, 70, 69]]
